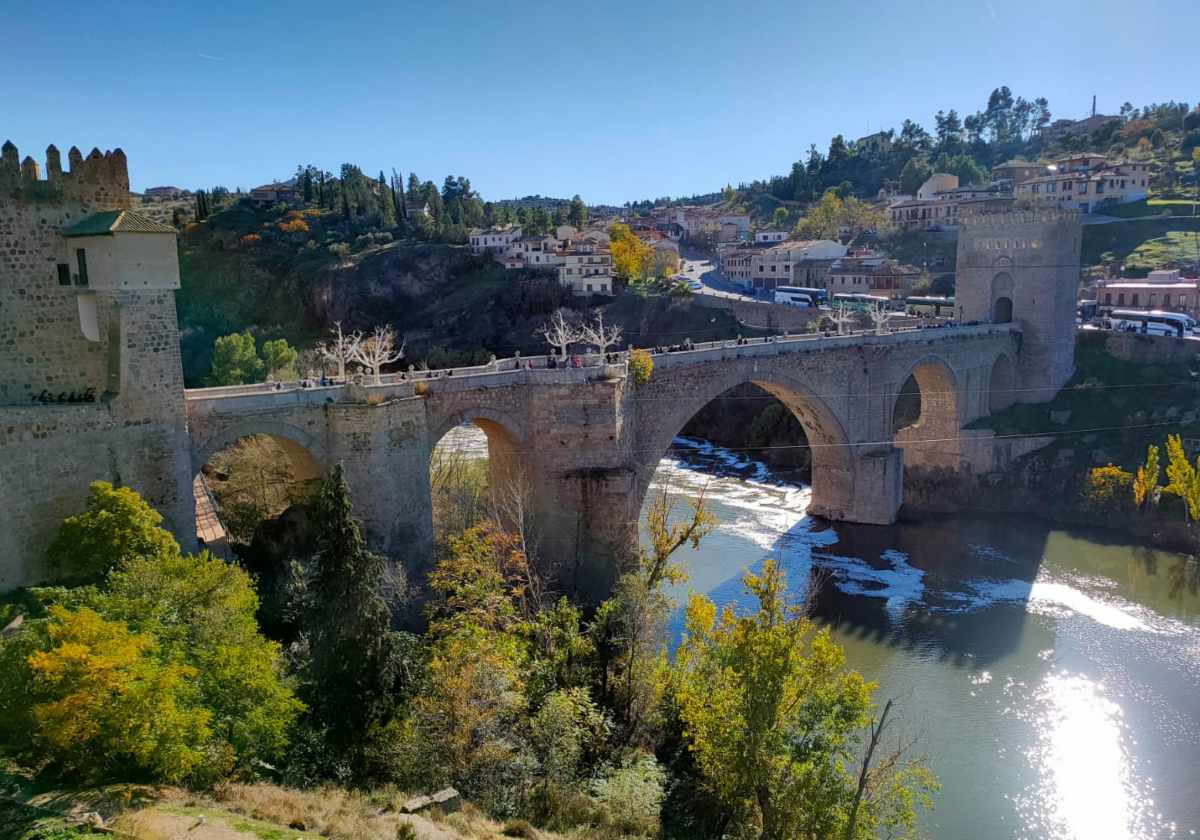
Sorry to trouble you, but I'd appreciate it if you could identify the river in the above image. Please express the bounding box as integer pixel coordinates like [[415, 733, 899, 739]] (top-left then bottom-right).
[[440, 425, 1200, 839]]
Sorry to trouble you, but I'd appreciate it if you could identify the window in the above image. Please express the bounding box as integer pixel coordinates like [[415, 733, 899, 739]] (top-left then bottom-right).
[[1132, 293, 1139, 307], [1149, 293, 1157, 306], [1117, 293, 1125, 306], [57, 263, 71, 286], [74, 248, 88, 286], [1105, 292, 1112, 305], [1163, 294, 1171, 307], [586, 284, 593, 292]]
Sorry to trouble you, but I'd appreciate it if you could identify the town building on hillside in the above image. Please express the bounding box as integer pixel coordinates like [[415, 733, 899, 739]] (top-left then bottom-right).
[[888, 173, 1009, 232], [469, 224, 523, 254], [991, 159, 1044, 189], [1096, 269, 1199, 315], [249, 182, 298, 207], [792, 257, 841, 289], [672, 207, 750, 244], [1039, 113, 1121, 140], [507, 233, 560, 267], [853, 131, 892, 154], [719, 240, 847, 292], [826, 255, 922, 301], [142, 185, 191, 202], [405, 197, 430, 219], [755, 229, 788, 244], [557, 240, 612, 296], [1014, 154, 1150, 213]]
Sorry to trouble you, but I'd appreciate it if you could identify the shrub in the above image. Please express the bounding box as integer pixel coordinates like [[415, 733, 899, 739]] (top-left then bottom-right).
[[328, 243, 350, 258], [627, 348, 653, 385], [239, 233, 261, 248], [1083, 464, 1135, 515], [502, 818, 536, 838], [278, 218, 310, 234], [589, 752, 666, 837], [46, 481, 181, 580]]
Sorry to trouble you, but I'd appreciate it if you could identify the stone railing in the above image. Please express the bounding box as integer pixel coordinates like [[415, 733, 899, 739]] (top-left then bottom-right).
[[183, 323, 1017, 406]]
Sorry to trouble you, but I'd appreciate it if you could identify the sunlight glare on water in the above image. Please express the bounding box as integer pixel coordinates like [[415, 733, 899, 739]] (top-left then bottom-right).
[[1018, 671, 1161, 840]]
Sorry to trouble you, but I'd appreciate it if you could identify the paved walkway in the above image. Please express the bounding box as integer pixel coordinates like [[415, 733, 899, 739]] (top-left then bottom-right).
[[192, 474, 232, 559]]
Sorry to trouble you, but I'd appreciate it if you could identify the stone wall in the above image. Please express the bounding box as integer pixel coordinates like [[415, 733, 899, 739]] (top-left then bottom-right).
[[0, 143, 194, 587], [691, 293, 819, 331], [1103, 331, 1200, 366]]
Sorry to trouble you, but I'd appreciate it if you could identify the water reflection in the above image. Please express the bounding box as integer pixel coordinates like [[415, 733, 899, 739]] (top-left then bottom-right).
[[640, 437, 1200, 840]]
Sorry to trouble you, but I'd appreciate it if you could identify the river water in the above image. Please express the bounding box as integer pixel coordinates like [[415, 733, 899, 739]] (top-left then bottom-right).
[[441, 425, 1200, 839]]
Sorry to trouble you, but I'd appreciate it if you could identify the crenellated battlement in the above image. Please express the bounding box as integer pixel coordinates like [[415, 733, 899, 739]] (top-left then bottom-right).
[[957, 207, 1080, 228], [0, 140, 130, 208]]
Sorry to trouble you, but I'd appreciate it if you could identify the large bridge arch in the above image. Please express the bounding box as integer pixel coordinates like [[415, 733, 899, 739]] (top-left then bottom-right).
[[427, 405, 528, 517], [633, 365, 864, 523], [192, 419, 326, 473], [892, 353, 968, 470]]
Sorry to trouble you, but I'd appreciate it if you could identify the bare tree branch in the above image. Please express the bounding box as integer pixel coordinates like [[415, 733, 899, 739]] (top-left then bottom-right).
[[351, 324, 405, 385], [538, 309, 582, 359], [581, 309, 624, 356], [316, 321, 361, 380]]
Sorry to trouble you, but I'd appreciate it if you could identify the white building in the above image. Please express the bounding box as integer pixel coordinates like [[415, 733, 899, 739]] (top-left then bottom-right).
[[558, 241, 613, 295], [1015, 154, 1150, 213], [469, 224, 523, 254], [755, 229, 788, 244]]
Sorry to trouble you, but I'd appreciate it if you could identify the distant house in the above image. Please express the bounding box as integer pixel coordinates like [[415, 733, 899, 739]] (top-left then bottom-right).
[[826, 255, 921, 301], [720, 239, 847, 292], [557, 240, 613, 296], [888, 173, 1007, 232], [991, 159, 1044, 188], [405, 197, 430, 219], [249, 182, 298, 207], [469, 224, 523, 254], [755, 229, 788, 244], [1014, 154, 1150, 213], [1040, 114, 1121, 140], [1097, 270, 1199, 315], [852, 131, 892, 154], [143, 185, 191, 202]]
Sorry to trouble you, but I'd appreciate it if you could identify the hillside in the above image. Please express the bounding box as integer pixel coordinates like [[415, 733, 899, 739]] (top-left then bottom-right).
[[176, 202, 750, 385]]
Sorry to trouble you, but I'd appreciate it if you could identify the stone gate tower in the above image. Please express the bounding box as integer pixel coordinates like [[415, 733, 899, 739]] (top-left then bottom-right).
[[0, 141, 195, 588], [954, 203, 1081, 402]]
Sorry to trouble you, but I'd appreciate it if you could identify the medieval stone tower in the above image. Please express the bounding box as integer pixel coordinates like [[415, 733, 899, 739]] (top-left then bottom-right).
[[0, 141, 195, 588], [954, 203, 1082, 402]]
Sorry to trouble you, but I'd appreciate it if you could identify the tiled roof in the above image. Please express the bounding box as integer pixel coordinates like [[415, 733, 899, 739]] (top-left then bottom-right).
[[63, 210, 177, 237]]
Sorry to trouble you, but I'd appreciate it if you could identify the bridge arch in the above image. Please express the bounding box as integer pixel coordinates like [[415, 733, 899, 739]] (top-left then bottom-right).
[[193, 419, 325, 472], [991, 272, 1014, 324], [427, 406, 528, 538], [191, 420, 327, 552], [892, 354, 964, 470], [988, 352, 1016, 412], [635, 368, 857, 522]]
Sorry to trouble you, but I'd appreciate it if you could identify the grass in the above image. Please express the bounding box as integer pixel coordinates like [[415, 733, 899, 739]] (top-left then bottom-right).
[[1082, 215, 1200, 272], [1124, 230, 1200, 274], [1099, 197, 1200, 219], [0, 800, 109, 840], [970, 332, 1200, 471]]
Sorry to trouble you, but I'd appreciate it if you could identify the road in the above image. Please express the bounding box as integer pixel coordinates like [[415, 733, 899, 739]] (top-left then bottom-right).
[[677, 245, 759, 301]]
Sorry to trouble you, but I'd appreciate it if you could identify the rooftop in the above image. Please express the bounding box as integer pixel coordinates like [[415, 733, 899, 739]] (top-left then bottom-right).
[[63, 210, 177, 237]]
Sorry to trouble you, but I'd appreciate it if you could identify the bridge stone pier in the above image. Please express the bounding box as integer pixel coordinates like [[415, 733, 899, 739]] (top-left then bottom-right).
[[184, 323, 1020, 601]]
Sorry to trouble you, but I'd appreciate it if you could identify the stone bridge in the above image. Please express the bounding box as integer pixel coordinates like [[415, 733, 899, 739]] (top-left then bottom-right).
[[185, 324, 1021, 599]]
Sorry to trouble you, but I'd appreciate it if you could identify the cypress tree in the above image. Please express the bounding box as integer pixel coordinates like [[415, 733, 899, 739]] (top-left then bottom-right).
[[296, 465, 401, 761]]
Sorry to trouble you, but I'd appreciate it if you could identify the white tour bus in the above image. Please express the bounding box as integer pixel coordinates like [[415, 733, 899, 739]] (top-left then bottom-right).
[[1107, 309, 1195, 338], [774, 286, 814, 307]]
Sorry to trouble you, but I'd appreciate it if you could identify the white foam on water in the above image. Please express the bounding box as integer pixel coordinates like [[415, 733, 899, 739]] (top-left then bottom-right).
[[942, 576, 1150, 632], [812, 547, 926, 618]]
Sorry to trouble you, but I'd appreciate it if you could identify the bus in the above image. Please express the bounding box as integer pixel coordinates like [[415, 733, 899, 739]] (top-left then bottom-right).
[[906, 296, 955, 317], [1107, 309, 1195, 338], [832, 293, 890, 312], [1077, 299, 1098, 322], [775, 285, 828, 305], [774, 287, 814, 307]]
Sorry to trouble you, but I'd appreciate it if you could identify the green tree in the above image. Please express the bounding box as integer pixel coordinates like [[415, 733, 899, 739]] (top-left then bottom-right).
[[568, 195, 588, 229], [46, 481, 180, 580], [674, 561, 936, 839], [771, 207, 789, 229], [85, 551, 303, 771], [293, 465, 405, 769], [209, 331, 263, 386], [260, 338, 298, 381], [4, 605, 212, 783], [1133, 444, 1161, 509], [1164, 434, 1200, 523], [899, 157, 932, 196]]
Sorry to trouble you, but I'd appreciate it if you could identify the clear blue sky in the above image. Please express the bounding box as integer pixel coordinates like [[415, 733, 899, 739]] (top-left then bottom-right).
[[2, 0, 1192, 205]]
